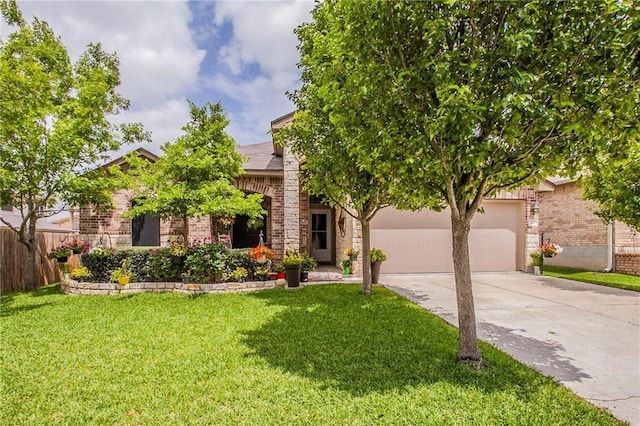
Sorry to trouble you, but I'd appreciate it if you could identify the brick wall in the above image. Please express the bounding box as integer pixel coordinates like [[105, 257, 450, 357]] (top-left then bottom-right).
[[538, 182, 607, 246], [615, 253, 640, 276], [80, 175, 285, 255]]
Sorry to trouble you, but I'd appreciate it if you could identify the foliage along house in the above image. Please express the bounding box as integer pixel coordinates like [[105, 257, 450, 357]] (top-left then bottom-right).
[[79, 112, 543, 275]]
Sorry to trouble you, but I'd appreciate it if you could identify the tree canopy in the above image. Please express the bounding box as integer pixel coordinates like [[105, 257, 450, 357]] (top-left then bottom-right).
[[0, 0, 147, 290], [293, 0, 637, 364], [125, 101, 265, 241], [580, 139, 640, 229]]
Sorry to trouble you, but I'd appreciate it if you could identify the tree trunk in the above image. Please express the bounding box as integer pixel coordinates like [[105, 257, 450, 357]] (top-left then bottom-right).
[[451, 215, 482, 365], [24, 215, 38, 292], [361, 219, 372, 295], [183, 216, 189, 243]]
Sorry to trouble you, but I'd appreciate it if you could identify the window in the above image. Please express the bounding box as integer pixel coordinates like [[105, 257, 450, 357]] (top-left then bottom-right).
[[131, 200, 160, 246]]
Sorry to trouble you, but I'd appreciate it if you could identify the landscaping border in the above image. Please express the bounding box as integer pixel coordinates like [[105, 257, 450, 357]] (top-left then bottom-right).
[[61, 278, 281, 295]]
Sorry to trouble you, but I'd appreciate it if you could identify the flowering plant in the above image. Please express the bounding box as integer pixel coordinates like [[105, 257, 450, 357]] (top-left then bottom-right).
[[231, 267, 248, 282], [169, 241, 187, 257], [248, 245, 275, 261], [343, 248, 359, 257], [47, 245, 72, 260], [89, 246, 115, 259], [540, 243, 562, 257], [218, 216, 235, 227], [283, 249, 303, 266], [67, 238, 90, 254]]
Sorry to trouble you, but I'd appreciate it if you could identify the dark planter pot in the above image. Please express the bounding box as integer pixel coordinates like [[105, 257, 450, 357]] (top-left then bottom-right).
[[371, 261, 383, 284], [285, 265, 301, 288], [56, 256, 68, 263], [300, 271, 309, 282], [544, 254, 553, 258]]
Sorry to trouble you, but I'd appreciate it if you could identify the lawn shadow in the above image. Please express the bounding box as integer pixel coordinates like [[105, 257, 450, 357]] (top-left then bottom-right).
[[243, 284, 549, 397], [1, 285, 61, 317]]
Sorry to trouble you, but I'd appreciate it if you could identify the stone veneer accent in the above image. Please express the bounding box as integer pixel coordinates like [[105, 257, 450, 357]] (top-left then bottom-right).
[[283, 146, 300, 251], [61, 279, 280, 295]]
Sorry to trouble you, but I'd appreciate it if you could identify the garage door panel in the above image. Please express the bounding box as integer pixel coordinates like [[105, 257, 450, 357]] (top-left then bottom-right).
[[371, 202, 522, 273]]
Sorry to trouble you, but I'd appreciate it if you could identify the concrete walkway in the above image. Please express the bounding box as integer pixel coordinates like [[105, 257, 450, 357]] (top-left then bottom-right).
[[382, 272, 640, 425]]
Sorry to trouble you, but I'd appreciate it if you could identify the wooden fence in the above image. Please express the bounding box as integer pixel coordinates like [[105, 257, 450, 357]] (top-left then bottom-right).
[[1, 228, 73, 294]]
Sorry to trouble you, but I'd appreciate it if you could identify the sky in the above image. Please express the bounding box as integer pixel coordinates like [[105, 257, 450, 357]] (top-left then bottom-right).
[[1, 0, 314, 156]]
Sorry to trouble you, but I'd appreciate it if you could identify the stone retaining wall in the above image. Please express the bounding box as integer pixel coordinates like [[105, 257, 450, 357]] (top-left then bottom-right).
[[61, 279, 281, 295], [615, 253, 640, 276]]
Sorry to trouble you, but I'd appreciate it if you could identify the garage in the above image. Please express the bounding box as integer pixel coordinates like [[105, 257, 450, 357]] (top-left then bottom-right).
[[370, 200, 525, 273]]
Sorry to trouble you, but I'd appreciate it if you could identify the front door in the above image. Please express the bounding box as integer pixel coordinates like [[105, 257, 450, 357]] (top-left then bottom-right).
[[311, 210, 333, 263]]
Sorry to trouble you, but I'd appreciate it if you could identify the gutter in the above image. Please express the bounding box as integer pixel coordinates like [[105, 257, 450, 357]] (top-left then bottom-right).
[[604, 221, 614, 272]]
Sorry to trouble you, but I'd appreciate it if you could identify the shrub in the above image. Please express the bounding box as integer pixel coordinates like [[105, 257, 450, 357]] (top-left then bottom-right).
[[185, 242, 229, 283], [145, 247, 183, 282]]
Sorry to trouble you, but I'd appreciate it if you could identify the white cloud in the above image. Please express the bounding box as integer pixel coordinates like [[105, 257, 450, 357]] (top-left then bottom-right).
[[210, 1, 313, 144], [214, 1, 312, 76], [10, 0, 206, 153]]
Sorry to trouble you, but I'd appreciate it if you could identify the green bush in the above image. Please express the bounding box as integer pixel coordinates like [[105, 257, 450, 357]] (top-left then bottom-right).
[[184, 242, 230, 283], [145, 248, 183, 282]]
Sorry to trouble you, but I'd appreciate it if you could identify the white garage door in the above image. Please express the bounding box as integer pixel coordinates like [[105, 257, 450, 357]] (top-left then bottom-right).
[[371, 201, 524, 273]]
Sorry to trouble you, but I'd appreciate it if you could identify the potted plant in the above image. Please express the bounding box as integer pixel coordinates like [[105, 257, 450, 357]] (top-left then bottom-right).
[[248, 244, 276, 264], [273, 263, 286, 279], [340, 258, 352, 275], [530, 251, 542, 267], [370, 248, 387, 284], [255, 267, 269, 281], [231, 267, 248, 282], [47, 245, 72, 263], [344, 247, 359, 261], [300, 252, 317, 282], [67, 238, 89, 255], [59, 263, 71, 279], [540, 243, 562, 258], [110, 260, 133, 285], [70, 266, 92, 282], [283, 249, 303, 288]]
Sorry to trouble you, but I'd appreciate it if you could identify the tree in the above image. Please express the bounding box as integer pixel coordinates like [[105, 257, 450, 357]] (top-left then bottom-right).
[[278, 107, 407, 295], [0, 0, 148, 291], [580, 139, 640, 229], [295, 0, 637, 365], [124, 101, 265, 242]]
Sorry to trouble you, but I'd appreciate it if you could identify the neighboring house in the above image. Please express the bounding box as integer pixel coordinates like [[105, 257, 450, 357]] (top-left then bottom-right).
[[78, 112, 541, 274], [537, 178, 639, 274]]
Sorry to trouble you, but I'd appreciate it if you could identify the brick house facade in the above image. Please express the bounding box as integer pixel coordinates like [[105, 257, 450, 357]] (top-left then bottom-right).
[[79, 113, 542, 273], [537, 179, 638, 274]]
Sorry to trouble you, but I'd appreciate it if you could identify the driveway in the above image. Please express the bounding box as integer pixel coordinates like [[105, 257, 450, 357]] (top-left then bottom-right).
[[382, 272, 640, 425]]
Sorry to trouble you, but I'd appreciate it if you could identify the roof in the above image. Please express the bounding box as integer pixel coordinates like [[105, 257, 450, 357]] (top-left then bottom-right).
[[100, 147, 158, 170], [237, 142, 283, 175], [0, 213, 71, 233]]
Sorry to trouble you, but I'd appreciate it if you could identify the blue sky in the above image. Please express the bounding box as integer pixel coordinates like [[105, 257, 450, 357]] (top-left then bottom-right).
[[3, 0, 314, 155]]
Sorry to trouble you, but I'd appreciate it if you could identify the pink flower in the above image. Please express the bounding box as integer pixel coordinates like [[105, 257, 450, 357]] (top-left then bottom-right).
[[204, 254, 211, 260]]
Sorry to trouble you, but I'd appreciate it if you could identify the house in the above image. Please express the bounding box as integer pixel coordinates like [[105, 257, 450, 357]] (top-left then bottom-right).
[[78, 112, 541, 274], [536, 178, 639, 275]]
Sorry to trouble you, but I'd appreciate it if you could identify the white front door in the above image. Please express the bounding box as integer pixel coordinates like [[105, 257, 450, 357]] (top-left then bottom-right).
[[310, 210, 333, 262]]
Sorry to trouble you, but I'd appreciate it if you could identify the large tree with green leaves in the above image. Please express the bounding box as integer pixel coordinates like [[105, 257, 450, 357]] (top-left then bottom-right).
[[124, 101, 265, 242], [295, 0, 638, 365], [0, 0, 147, 291], [580, 139, 640, 230], [278, 106, 409, 295]]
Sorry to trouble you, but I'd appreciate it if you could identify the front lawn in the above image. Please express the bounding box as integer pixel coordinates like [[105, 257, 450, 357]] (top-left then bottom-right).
[[544, 265, 640, 292], [1, 284, 621, 425]]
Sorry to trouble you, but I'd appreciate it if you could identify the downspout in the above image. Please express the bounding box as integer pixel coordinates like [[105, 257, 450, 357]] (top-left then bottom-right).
[[604, 221, 614, 272]]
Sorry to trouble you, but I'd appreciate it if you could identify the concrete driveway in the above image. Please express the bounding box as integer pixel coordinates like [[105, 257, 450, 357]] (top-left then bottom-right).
[[382, 272, 640, 425]]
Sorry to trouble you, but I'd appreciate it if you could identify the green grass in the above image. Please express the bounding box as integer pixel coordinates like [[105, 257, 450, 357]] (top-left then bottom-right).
[[1, 284, 622, 425], [543, 265, 640, 292]]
